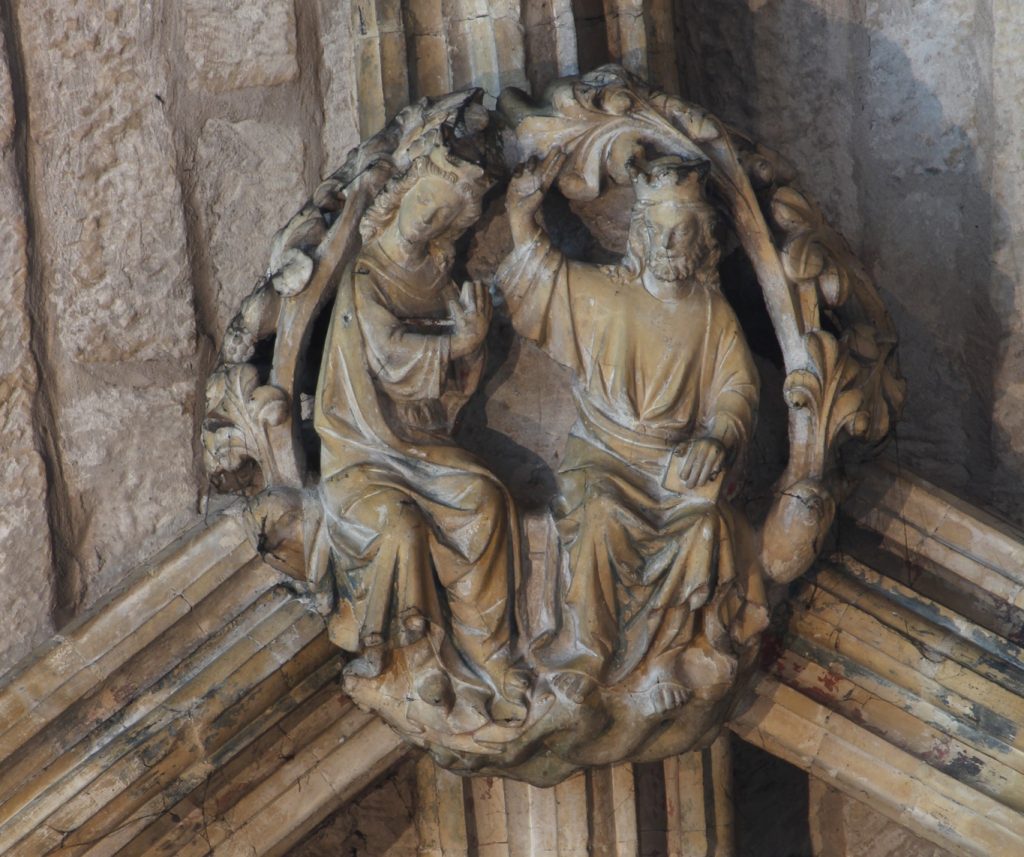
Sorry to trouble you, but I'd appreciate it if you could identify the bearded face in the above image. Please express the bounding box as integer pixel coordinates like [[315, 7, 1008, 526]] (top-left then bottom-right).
[[637, 203, 716, 283]]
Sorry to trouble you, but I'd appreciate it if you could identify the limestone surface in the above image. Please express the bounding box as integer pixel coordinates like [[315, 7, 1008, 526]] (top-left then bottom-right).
[[0, 156, 53, 670], [809, 781, 955, 857], [184, 0, 299, 92], [55, 381, 197, 608], [17, 1, 194, 364], [196, 117, 307, 338]]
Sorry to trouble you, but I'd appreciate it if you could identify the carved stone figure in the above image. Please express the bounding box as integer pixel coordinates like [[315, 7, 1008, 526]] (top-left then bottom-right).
[[202, 67, 904, 786], [313, 136, 530, 726], [499, 152, 767, 716]]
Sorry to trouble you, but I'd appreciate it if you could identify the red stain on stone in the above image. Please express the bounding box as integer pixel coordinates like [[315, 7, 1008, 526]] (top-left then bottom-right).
[[818, 670, 841, 693]]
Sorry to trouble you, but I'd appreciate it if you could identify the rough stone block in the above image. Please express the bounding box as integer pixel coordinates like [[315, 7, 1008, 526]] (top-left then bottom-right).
[[990, 0, 1024, 523], [184, 0, 298, 92], [195, 118, 307, 338], [16, 1, 195, 363], [289, 759, 417, 857], [56, 380, 198, 609], [0, 156, 53, 673], [319, 0, 362, 168], [809, 779, 954, 856]]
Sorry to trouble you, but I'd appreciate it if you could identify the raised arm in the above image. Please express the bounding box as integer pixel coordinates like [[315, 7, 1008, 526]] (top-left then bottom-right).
[[507, 148, 566, 249]]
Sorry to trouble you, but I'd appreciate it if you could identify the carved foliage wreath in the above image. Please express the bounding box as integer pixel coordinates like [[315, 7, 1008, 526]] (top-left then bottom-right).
[[202, 67, 903, 596]]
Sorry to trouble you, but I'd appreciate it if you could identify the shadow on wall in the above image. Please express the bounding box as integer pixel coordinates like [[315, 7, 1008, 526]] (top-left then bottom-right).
[[674, 0, 1016, 523]]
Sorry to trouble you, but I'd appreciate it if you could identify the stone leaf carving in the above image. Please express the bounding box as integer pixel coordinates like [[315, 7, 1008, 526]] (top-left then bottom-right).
[[772, 185, 906, 446], [202, 362, 289, 487], [205, 67, 903, 785]]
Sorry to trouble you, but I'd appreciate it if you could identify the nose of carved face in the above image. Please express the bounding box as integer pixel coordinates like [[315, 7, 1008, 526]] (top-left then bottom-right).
[[403, 205, 454, 243]]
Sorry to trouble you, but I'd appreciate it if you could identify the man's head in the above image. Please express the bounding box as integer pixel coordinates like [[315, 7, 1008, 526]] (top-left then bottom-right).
[[625, 156, 720, 290]]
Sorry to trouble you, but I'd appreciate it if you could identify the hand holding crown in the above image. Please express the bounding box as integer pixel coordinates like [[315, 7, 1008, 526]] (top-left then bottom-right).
[[508, 147, 566, 246]]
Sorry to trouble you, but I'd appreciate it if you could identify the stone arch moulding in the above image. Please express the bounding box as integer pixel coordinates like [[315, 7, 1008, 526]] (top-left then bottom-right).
[[201, 65, 904, 785]]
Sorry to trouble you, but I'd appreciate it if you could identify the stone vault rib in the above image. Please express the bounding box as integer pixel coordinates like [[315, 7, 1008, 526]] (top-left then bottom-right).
[[0, 513, 404, 856], [2, 465, 1023, 855], [733, 461, 1024, 857]]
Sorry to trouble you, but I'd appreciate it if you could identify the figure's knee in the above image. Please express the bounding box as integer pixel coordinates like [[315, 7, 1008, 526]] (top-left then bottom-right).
[[349, 488, 425, 536]]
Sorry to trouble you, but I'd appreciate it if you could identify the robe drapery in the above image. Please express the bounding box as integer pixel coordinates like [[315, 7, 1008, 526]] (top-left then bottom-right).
[[313, 245, 521, 700], [497, 236, 768, 694]]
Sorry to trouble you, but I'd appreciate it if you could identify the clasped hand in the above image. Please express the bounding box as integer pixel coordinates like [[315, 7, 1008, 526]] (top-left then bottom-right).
[[448, 280, 492, 358]]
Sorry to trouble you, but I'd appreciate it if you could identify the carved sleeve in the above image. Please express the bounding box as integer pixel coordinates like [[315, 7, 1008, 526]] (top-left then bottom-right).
[[354, 274, 451, 401], [701, 298, 760, 455], [496, 237, 586, 374]]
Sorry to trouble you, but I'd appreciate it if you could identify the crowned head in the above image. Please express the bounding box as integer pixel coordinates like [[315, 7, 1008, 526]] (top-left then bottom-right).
[[625, 155, 721, 292], [631, 155, 713, 209]]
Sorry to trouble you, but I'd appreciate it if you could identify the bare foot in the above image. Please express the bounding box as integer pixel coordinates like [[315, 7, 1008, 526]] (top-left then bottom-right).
[[342, 645, 384, 679], [549, 671, 597, 704], [645, 682, 690, 715], [504, 667, 532, 698], [489, 693, 528, 725]]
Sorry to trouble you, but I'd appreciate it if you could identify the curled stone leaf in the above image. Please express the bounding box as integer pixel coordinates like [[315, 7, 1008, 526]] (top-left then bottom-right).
[[202, 363, 290, 483], [270, 248, 315, 297]]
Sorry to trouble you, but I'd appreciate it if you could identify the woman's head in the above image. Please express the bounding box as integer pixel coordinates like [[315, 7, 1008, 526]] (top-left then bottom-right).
[[360, 150, 491, 268]]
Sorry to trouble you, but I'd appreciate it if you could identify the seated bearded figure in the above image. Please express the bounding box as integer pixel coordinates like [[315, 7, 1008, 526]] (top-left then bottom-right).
[[498, 152, 768, 715], [313, 141, 528, 722]]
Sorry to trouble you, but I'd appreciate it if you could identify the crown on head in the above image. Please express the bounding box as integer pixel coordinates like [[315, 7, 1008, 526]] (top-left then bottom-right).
[[430, 143, 493, 192], [631, 155, 712, 207], [404, 127, 493, 195]]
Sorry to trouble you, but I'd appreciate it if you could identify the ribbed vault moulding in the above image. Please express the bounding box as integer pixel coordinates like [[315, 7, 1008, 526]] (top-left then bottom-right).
[[2, 462, 1023, 856], [4, 4, 1023, 854]]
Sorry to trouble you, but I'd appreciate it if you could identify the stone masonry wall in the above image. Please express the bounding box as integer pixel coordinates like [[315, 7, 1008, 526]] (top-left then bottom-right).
[[676, 0, 1024, 521], [1, 0, 1022, 752]]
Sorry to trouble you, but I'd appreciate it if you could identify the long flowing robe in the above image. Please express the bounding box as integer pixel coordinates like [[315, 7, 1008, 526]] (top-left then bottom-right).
[[497, 236, 768, 693], [313, 244, 521, 697]]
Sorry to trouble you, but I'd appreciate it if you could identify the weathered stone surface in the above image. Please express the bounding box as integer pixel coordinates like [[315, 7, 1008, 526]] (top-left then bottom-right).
[[16, 1, 195, 363], [809, 780, 954, 857], [0, 155, 53, 671], [55, 379, 197, 608], [990, 0, 1024, 523], [0, 32, 12, 149], [196, 118, 307, 338], [183, 0, 298, 92], [290, 759, 417, 857], [677, 0, 862, 246], [860, 0, 993, 504], [675, 0, 1024, 527], [318, 0, 362, 170]]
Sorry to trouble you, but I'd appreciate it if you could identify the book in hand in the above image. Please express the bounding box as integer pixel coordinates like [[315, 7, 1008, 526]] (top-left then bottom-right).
[[661, 441, 724, 501]]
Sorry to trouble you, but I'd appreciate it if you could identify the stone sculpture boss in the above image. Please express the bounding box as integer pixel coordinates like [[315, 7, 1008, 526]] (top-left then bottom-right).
[[202, 68, 904, 785]]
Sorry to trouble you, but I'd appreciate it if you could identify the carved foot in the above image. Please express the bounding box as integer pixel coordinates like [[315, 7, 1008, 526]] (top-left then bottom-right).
[[548, 671, 597, 705], [342, 642, 385, 679], [643, 682, 691, 716]]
